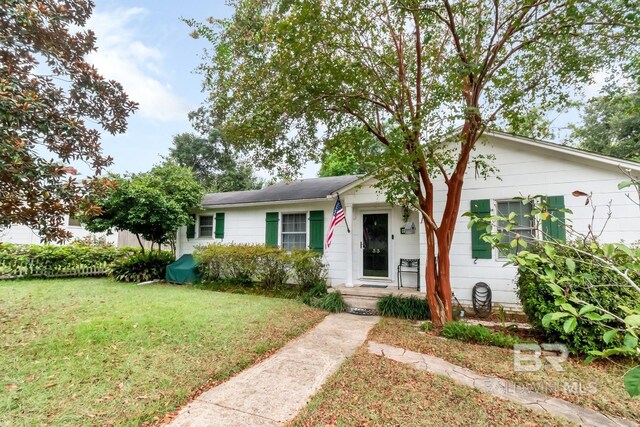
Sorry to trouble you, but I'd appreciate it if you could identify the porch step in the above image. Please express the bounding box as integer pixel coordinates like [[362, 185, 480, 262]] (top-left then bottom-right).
[[341, 295, 379, 311]]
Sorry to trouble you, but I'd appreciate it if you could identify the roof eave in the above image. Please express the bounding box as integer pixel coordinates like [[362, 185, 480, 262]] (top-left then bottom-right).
[[200, 197, 331, 210]]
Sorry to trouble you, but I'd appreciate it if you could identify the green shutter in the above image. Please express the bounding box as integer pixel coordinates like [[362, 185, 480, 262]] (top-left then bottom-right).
[[265, 212, 279, 247], [186, 214, 196, 239], [542, 196, 566, 242], [309, 210, 324, 254], [470, 199, 492, 259], [215, 212, 225, 239]]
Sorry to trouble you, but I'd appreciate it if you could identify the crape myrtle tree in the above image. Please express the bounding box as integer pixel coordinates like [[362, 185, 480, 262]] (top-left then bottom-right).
[[0, 0, 137, 242], [188, 0, 640, 324]]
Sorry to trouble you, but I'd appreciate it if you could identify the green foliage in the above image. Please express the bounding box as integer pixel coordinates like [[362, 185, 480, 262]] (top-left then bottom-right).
[[312, 292, 348, 313], [514, 242, 640, 355], [84, 163, 203, 250], [109, 251, 175, 283], [441, 322, 523, 348], [1, 0, 136, 243], [194, 243, 326, 288], [167, 131, 263, 192], [318, 127, 384, 177], [625, 366, 640, 397], [0, 243, 138, 278], [290, 249, 327, 289], [571, 84, 640, 161], [421, 321, 434, 332], [377, 295, 431, 320]]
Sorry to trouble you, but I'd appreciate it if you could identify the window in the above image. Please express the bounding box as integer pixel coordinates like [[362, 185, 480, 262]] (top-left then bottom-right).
[[68, 216, 81, 227], [199, 215, 214, 238], [496, 200, 535, 257], [281, 213, 307, 251]]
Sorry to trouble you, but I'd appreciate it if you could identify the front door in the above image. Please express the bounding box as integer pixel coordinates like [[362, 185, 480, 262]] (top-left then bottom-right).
[[362, 213, 389, 277]]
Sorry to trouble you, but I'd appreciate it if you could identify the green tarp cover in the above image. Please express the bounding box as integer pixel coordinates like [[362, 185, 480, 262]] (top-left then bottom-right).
[[166, 254, 200, 284]]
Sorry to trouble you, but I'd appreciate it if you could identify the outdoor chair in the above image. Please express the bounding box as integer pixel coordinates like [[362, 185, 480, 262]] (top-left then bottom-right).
[[397, 258, 419, 290]]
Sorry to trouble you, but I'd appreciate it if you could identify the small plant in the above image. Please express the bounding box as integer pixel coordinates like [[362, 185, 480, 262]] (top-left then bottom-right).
[[110, 251, 174, 283], [441, 321, 523, 348], [377, 295, 431, 320], [421, 321, 433, 332], [312, 292, 348, 313]]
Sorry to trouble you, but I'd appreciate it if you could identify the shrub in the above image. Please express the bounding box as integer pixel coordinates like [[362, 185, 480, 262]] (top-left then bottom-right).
[[376, 294, 431, 320], [255, 248, 289, 289], [110, 251, 174, 283], [300, 281, 329, 306], [0, 243, 139, 278], [516, 242, 640, 355], [312, 292, 348, 313], [441, 321, 523, 348], [290, 249, 327, 289], [194, 243, 326, 289]]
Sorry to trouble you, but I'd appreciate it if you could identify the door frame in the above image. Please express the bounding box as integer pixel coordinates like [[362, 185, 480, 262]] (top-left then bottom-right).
[[358, 208, 393, 280]]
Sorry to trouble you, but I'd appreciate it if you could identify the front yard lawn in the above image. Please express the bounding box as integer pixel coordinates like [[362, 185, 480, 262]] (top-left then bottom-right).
[[290, 348, 575, 427], [369, 318, 640, 424], [0, 278, 325, 426]]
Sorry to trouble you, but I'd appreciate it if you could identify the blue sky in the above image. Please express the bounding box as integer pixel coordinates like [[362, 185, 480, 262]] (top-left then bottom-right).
[[86, 1, 235, 176], [86, 1, 605, 180]]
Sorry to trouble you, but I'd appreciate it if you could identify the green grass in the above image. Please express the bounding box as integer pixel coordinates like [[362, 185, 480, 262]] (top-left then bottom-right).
[[289, 349, 575, 427], [0, 278, 326, 426], [441, 321, 524, 348]]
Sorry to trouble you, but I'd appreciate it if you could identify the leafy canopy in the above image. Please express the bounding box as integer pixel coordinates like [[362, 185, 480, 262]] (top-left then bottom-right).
[[571, 84, 640, 161], [83, 163, 203, 250], [0, 0, 137, 242], [167, 130, 263, 192]]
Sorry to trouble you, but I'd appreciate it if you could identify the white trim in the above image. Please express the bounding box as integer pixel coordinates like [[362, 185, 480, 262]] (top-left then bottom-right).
[[280, 211, 309, 251]]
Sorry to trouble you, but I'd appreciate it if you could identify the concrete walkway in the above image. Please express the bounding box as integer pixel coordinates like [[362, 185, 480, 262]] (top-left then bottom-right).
[[368, 341, 637, 427], [166, 313, 380, 427]]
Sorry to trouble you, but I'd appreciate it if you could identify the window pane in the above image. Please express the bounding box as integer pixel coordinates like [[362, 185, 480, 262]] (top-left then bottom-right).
[[282, 213, 307, 250], [497, 201, 535, 257], [200, 216, 213, 226], [199, 216, 213, 237], [282, 214, 306, 233]]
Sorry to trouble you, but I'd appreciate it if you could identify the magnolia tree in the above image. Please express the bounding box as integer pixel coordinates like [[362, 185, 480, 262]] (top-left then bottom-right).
[[1, 1, 137, 242], [188, 0, 640, 323]]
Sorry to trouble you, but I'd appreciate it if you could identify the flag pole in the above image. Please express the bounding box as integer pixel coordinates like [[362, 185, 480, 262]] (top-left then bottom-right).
[[337, 193, 350, 233]]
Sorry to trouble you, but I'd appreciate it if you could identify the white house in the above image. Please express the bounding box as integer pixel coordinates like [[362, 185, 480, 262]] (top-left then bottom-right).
[[176, 131, 640, 310], [0, 216, 118, 246]]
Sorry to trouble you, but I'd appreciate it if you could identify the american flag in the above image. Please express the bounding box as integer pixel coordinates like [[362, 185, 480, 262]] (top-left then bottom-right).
[[325, 197, 346, 250]]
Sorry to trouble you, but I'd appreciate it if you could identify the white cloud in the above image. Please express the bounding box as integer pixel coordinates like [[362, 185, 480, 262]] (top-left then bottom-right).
[[86, 8, 191, 122]]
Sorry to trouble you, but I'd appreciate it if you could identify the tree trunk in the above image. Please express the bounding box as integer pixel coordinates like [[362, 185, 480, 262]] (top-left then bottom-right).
[[135, 233, 145, 254]]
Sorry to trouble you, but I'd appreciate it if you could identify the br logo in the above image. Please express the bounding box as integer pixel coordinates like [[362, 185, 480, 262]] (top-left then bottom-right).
[[513, 344, 569, 372]]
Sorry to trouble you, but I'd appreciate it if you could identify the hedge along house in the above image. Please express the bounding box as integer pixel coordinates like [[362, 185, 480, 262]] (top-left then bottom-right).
[[176, 131, 640, 311]]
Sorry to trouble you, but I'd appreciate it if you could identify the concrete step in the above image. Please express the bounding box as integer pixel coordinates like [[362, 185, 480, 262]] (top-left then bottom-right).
[[342, 295, 379, 310]]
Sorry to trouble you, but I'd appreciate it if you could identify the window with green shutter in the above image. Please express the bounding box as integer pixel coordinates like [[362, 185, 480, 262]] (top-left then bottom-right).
[[470, 199, 492, 259], [265, 212, 279, 247], [215, 212, 225, 239], [309, 210, 324, 254], [186, 214, 196, 239], [542, 196, 566, 242]]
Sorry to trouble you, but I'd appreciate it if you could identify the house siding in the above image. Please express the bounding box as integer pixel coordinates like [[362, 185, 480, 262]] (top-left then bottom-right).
[[428, 135, 640, 309]]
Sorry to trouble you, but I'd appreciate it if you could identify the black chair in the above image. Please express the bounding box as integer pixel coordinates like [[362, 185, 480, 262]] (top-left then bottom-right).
[[397, 258, 420, 290]]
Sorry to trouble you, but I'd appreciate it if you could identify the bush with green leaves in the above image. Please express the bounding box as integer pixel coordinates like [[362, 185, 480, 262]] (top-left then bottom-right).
[[514, 242, 639, 355], [377, 294, 431, 320], [289, 249, 327, 289], [0, 243, 139, 278], [193, 243, 326, 289], [441, 321, 523, 348], [109, 251, 175, 283]]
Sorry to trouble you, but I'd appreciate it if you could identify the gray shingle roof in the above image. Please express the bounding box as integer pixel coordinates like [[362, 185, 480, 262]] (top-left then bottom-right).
[[202, 175, 363, 207]]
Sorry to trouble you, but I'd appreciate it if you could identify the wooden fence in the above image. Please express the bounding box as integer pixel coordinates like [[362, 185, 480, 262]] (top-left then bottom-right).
[[0, 260, 109, 280]]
